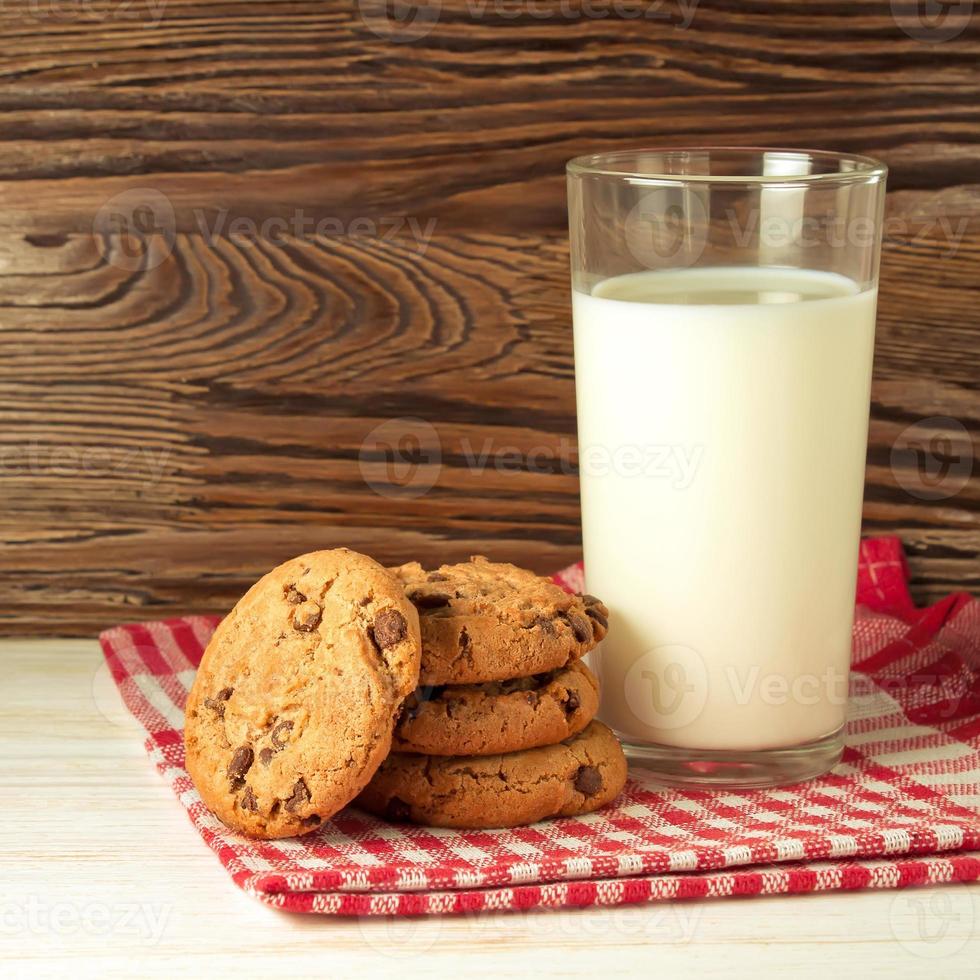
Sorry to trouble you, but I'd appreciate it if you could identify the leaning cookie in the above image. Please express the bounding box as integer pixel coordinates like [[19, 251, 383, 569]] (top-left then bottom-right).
[[184, 548, 421, 839], [393, 661, 600, 756], [390, 556, 609, 685], [358, 721, 627, 829]]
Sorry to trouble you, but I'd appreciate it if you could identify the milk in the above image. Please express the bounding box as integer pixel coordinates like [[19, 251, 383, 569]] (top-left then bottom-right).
[[573, 267, 876, 752]]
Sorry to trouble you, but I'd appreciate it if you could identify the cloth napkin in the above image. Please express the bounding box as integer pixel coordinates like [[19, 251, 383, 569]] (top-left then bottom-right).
[[98, 536, 980, 915]]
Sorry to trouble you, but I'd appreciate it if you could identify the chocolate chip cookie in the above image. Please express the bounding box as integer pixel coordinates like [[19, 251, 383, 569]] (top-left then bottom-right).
[[357, 721, 627, 829], [184, 548, 421, 839], [391, 556, 609, 685], [393, 661, 600, 757]]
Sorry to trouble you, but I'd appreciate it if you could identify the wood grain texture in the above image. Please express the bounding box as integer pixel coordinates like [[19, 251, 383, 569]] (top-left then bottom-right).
[[0, 0, 977, 634]]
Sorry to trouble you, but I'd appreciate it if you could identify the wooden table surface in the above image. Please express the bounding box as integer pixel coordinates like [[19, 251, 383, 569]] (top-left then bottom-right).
[[3, 638, 978, 976], [0, 1, 977, 636]]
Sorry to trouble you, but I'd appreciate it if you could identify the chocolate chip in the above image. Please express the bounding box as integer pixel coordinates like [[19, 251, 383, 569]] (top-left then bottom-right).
[[204, 686, 234, 716], [241, 786, 258, 812], [585, 606, 608, 630], [565, 612, 593, 643], [459, 627, 470, 652], [285, 585, 306, 604], [580, 595, 608, 629], [285, 778, 311, 813], [293, 600, 322, 632], [526, 691, 539, 707], [427, 572, 449, 582], [228, 746, 254, 790], [371, 609, 408, 650], [409, 590, 451, 610], [258, 748, 274, 766], [270, 720, 294, 749], [302, 814, 321, 828], [564, 691, 581, 715], [385, 797, 412, 822], [535, 617, 557, 637], [574, 765, 602, 796]]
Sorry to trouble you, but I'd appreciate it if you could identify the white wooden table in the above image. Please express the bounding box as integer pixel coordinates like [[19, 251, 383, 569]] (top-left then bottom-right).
[[3, 639, 978, 977]]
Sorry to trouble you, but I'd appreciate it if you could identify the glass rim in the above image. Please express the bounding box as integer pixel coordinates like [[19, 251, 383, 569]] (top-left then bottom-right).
[[566, 146, 888, 186]]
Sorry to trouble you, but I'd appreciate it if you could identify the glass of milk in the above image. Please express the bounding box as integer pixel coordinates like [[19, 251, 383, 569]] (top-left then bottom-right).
[[567, 148, 887, 787]]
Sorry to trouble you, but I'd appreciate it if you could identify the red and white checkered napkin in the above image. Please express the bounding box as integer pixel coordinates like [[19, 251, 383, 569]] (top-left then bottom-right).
[[99, 537, 980, 915]]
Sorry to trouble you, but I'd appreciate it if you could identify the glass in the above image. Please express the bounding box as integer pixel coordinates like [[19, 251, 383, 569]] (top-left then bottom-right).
[[567, 147, 887, 788]]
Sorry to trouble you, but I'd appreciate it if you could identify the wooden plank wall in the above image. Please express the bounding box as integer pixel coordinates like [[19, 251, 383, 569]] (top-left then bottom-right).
[[0, 0, 977, 634]]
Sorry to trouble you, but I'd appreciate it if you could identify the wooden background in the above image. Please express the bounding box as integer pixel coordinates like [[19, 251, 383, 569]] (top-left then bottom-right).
[[1, 0, 977, 635]]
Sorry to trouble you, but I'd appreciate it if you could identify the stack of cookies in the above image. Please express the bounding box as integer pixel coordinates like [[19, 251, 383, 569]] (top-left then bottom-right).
[[357, 557, 627, 829], [184, 549, 626, 839]]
